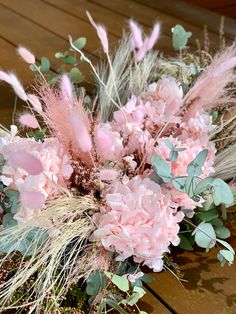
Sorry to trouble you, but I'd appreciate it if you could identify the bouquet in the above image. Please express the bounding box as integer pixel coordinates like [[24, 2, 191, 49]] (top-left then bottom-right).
[[0, 13, 235, 313]]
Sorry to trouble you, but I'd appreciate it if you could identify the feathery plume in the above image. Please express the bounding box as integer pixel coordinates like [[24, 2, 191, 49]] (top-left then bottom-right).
[[17, 46, 35, 64], [19, 113, 40, 129]]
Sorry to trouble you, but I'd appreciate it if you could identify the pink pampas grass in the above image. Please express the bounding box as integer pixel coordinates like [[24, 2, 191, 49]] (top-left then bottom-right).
[[183, 44, 236, 119], [17, 46, 35, 64], [38, 82, 92, 165]]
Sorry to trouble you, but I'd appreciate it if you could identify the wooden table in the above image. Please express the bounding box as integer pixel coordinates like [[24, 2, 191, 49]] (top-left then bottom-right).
[[0, 1, 236, 313]]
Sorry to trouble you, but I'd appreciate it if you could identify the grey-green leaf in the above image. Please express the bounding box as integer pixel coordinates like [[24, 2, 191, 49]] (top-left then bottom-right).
[[151, 156, 172, 183], [171, 24, 192, 51]]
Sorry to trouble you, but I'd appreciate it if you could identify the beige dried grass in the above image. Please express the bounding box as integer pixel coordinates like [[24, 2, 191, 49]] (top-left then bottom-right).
[[0, 196, 98, 313]]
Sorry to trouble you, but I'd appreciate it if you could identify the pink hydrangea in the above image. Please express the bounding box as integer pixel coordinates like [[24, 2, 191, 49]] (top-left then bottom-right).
[[180, 111, 216, 146], [95, 123, 124, 162], [92, 176, 184, 272], [0, 136, 73, 223]]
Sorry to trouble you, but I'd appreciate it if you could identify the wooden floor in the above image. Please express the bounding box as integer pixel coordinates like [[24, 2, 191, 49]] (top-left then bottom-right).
[[0, 1, 236, 313], [185, 0, 236, 19]]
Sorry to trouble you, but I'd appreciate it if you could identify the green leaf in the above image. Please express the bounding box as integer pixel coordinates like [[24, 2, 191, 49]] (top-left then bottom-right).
[[71, 37, 87, 51], [105, 299, 128, 314], [171, 24, 192, 51], [63, 55, 77, 65], [217, 239, 235, 254], [185, 176, 201, 198], [164, 139, 174, 149], [218, 249, 234, 265], [193, 222, 216, 249], [86, 272, 107, 296], [40, 57, 50, 73], [178, 234, 194, 251], [197, 208, 218, 222], [187, 149, 208, 177], [169, 150, 178, 162], [195, 177, 214, 195], [69, 67, 84, 83], [55, 51, 68, 59], [172, 177, 186, 192], [151, 156, 172, 183], [125, 293, 140, 306], [2, 213, 17, 229], [104, 272, 129, 292], [215, 226, 231, 239], [140, 274, 155, 283], [211, 218, 223, 228], [133, 286, 146, 298], [212, 178, 234, 206]]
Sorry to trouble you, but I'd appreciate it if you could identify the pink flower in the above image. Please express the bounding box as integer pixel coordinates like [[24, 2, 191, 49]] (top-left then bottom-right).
[[92, 176, 183, 272], [146, 76, 183, 118], [1, 137, 73, 223], [95, 123, 124, 162]]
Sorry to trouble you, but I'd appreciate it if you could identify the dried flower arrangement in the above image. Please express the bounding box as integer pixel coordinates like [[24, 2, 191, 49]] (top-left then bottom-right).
[[0, 13, 235, 314]]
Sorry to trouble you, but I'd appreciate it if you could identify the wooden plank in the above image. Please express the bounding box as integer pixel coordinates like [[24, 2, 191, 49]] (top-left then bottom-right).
[[0, 38, 33, 127], [184, 0, 236, 10], [0, 0, 118, 56], [0, 0, 172, 54], [134, 0, 236, 40], [215, 5, 236, 19], [0, 4, 96, 85], [90, 0, 228, 50], [145, 214, 236, 313], [139, 289, 172, 313]]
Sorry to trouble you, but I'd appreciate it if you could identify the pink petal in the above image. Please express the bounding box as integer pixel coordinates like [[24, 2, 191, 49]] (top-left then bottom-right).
[[95, 128, 113, 151], [146, 23, 160, 50], [0, 71, 13, 84], [60, 74, 73, 105], [27, 94, 42, 112], [20, 191, 45, 209], [129, 20, 143, 49], [9, 151, 43, 175], [19, 113, 39, 129], [86, 11, 109, 54], [17, 46, 35, 64], [70, 109, 92, 152], [100, 169, 118, 181]]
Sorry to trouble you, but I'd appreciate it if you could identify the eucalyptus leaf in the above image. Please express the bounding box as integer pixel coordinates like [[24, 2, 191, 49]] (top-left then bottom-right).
[[171, 24, 192, 51], [86, 271, 107, 296], [185, 176, 201, 198], [69, 67, 84, 83], [197, 208, 218, 222], [178, 234, 193, 251], [71, 37, 87, 51], [63, 55, 77, 65], [195, 177, 214, 195], [187, 149, 208, 177], [212, 178, 234, 206], [215, 226, 231, 239], [104, 272, 129, 292], [151, 156, 172, 183], [218, 249, 234, 265], [217, 239, 235, 254], [194, 222, 216, 249], [40, 57, 50, 73]]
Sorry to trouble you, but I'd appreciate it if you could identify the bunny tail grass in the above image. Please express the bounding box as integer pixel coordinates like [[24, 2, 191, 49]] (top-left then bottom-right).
[[98, 35, 159, 121], [0, 196, 99, 313], [214, 144, 236, 180]]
